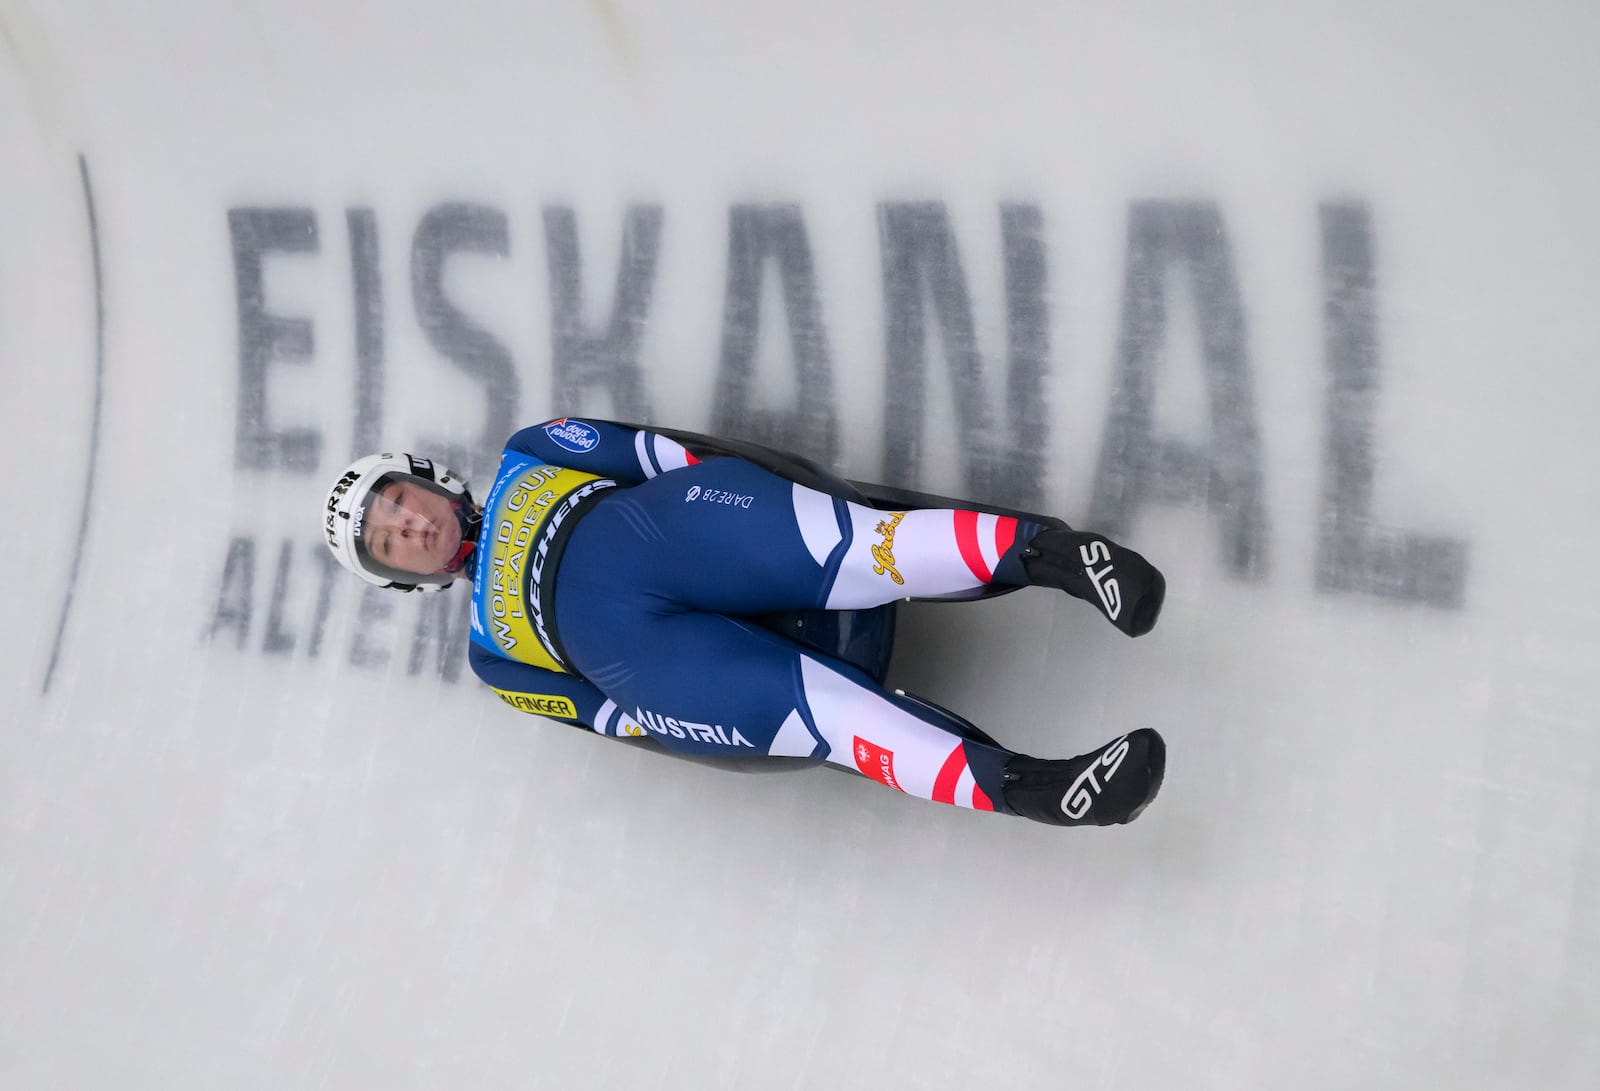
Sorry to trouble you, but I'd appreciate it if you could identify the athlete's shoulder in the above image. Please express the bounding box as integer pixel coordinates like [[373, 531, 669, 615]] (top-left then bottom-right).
[[503, 418, 698, 483], [504, 418, 610, 458]]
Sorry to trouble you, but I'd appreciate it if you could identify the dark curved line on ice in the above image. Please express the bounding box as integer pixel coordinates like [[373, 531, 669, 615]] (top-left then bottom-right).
[[42, 154, 105, 695]]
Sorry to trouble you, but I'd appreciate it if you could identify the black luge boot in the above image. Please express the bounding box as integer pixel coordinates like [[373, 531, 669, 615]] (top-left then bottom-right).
[[1020, 528, 1166, 637], [1000, 729, 1166, 827]]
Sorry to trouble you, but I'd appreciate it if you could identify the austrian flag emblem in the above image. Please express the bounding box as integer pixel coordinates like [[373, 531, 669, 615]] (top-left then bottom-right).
[[853, 736, 903, 792]]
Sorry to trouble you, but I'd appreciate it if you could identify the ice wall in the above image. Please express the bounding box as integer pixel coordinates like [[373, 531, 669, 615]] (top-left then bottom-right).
[[3, 2, 1598, 1088]]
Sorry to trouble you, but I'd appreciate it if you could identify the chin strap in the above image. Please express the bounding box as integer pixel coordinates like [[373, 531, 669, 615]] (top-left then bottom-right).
[[442, 496, 483, 575]]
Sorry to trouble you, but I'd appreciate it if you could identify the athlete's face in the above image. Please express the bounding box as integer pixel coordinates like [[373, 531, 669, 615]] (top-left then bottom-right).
[[362, 478, 461, 576]]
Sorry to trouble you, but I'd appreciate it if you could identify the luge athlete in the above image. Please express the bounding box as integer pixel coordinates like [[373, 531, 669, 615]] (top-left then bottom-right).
[[322, 418, 1168, 828]]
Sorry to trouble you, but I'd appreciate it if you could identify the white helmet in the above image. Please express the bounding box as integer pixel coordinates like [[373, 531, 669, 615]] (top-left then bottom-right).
[[322, 453, 479, 591]]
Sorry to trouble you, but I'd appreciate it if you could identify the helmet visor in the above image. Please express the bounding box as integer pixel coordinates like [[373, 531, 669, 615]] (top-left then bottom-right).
[[352, 472, 468, 587]]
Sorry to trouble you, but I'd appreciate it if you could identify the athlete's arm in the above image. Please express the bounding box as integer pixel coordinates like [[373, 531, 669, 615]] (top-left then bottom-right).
[[468, 644, 645, 737], [504, 419, 701, 484]]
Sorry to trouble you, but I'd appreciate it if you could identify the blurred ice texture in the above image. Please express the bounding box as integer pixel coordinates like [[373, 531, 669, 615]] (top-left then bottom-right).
[[1, 3, 1597, 1089]]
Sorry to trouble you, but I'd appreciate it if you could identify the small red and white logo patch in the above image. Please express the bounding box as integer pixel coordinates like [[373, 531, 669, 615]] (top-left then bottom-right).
[[853, 736, 903, 792]]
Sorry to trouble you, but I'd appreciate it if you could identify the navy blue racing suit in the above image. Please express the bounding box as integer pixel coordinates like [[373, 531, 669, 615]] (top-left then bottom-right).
[[467, 419, 1045, 813]]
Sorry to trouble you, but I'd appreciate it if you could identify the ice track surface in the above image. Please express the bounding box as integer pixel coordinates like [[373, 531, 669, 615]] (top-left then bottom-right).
[[3, 3, 1598, 1089]]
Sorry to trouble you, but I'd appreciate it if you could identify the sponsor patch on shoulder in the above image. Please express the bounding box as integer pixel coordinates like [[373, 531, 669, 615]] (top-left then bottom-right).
[[544, 418, 600, 454]]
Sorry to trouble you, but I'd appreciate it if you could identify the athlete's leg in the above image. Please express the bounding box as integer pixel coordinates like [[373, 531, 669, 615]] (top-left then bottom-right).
[[792, 645, 1164, 826], [596, 457, 1162, 635], [555, 593, 1163, 825], [591, 458, 1043, 610]]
